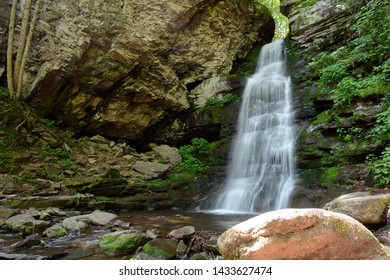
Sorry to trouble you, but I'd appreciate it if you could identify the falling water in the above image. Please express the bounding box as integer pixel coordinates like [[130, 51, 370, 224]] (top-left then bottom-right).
[[213, 39, 295, 213]]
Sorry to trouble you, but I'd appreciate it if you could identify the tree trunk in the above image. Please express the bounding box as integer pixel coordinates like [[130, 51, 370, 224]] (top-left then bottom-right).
[[16, 0, 42, 99], [6, 0, 19, 97], [13, 0, 32, 94]]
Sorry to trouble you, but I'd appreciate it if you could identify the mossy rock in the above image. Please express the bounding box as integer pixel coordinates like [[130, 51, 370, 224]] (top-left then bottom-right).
[[43, 223, 68, 238], [143, 238, 179, 260], [5, 214, 51, 235], [99, 230, 147, 257], [64, 177, 128, 196]]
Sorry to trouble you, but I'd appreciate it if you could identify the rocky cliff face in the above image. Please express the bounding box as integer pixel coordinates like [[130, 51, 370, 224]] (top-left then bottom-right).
[[0, 0, 273, 142], [282, 0, 388, 206]]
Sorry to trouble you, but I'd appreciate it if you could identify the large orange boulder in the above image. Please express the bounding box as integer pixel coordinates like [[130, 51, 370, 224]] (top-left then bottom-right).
[[218, 208, 390, 260]]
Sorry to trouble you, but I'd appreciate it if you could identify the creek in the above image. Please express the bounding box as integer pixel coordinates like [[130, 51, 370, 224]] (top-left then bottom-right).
[[0, 210, 256, 260]]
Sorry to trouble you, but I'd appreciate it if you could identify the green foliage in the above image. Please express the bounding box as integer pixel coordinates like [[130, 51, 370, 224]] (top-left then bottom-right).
[[320, 166, 342, 187], [370, 147, 390, 187], [39, 118, 56, 127], [337, 127, 364, 143], [320, 144, 348, 167], [43, 146, 71, 159], [200, 93, 240, 111], [0, 138, 7, 148], [371, 94, 390, 143], [176, 138, 211, 177], [141, 138, 216, 190], [309, 0, 390, 109]]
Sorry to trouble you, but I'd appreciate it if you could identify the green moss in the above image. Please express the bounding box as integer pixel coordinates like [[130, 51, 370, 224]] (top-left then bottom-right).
[[320, 167, 342, 187], [329, 218, 352, 236], [143, 239, 178, 260], [328, 217, 368, 238], [5, 199, 22, 208], [65, 177, 127, 194], [99, 232, 147, 256], [311, 110, 334, 125]]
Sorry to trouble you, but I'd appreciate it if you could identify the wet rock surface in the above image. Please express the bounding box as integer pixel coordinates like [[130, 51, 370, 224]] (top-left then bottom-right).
[[0, 207, 222, 260]]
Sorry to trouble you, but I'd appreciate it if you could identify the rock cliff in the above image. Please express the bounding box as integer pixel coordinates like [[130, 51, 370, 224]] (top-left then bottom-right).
[[0, 0, 273, 142]]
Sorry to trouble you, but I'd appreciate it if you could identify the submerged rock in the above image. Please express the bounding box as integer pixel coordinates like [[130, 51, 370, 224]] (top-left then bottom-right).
[[218, 208, 390, 260]]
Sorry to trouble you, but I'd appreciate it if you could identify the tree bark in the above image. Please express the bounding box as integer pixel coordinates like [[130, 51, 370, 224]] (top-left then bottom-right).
[[13, 0, 32, 94], [16, 0, 42, 99], [6, 0, 19, 97]]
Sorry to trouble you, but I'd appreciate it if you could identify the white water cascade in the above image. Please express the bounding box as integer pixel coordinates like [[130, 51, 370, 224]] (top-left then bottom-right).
[[213, 39, 295, 213]]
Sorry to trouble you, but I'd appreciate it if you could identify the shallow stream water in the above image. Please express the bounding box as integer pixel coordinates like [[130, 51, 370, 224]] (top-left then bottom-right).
[[0, 210, 256, 260]]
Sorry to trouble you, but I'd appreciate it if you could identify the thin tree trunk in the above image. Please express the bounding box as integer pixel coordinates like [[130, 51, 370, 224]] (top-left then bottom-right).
[[16, 0, 42, 99], [13, 0, 32, 92], [6, 0, 19, 98]]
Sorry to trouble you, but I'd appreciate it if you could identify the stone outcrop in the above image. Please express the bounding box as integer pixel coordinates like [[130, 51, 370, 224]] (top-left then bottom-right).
[[217, 208, 390, 260], [325, 192, 390, 225], [281, 0, 385, 203], [283, 0, 353, 50], [0, 0, 273, 142]]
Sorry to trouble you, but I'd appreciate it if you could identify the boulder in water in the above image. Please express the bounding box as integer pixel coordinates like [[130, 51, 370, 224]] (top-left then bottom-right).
[[167, 226, 196, 240], [143, 238, 179, 260], [217, 208, 390, 260], [62, 216, 88, 233], [99, 230, 147, 257], [86, 210, 118, 226], [5, 214, 51, 235]]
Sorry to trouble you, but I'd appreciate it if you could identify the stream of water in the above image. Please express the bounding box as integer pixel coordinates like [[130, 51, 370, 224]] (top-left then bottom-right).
[[213, 39, 296, 213]]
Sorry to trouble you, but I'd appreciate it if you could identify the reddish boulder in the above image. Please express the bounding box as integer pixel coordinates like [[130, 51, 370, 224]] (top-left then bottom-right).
[[218, 208, 390, 260]]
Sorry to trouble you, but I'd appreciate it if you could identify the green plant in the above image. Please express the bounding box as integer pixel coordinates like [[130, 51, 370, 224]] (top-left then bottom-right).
[[58, 158, 74, 169], [43, 146, 71, 159], [371, 94, 390, 143], [39, 118, 56, 127], [62, 130, 75, 139], [370, 147, 390, 187], [221, 93, 239, 106], [176, 138, 211, 177], [309, 0, 390, 109], [337, 127, 364, 143], [0, 138, 7, 148]]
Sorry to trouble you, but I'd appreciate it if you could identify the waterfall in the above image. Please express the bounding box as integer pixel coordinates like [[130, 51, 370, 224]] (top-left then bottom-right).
[[213, 39, 295, 213]]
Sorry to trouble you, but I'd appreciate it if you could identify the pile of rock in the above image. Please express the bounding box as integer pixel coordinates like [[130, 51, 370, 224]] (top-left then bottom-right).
[[0, 207, 221, 260], [100, 225, 220, 260]]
